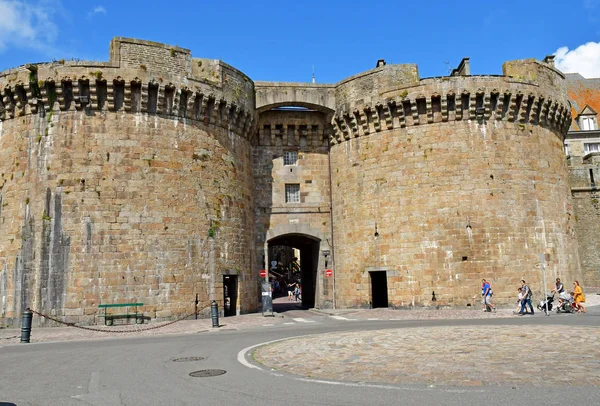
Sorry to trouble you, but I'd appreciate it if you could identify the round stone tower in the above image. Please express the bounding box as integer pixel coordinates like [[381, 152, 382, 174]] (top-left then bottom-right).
[[329, 59, 580, 308], [0, 38, 256, 324]]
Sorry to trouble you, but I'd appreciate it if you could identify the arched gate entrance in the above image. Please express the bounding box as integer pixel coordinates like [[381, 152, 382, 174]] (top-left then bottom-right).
[[267, 234, 320, 308]]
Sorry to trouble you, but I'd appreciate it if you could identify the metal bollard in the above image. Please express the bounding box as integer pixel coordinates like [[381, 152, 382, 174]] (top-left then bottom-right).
[[195, 294, 199, 320], [210, 300, 219, 328], [20, 308, 33, 343]]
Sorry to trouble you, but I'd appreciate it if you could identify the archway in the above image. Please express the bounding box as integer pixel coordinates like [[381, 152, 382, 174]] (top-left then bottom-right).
[[267, 233, 320, 309]]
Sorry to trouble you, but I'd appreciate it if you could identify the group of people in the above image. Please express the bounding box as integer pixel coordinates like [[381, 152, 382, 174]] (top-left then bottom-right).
[[287, 281, 301, 302], [549, 278, 587, 313], [272, 278, 302, 302], [481, 278, 587, 314]]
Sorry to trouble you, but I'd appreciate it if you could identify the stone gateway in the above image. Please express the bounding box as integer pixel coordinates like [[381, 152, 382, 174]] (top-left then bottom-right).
[[0, 38, 590, 325]]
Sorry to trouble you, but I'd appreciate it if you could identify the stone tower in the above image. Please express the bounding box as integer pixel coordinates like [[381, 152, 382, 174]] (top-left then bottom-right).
[[0, 38, 257, 324], [328, 58, 578, 308]]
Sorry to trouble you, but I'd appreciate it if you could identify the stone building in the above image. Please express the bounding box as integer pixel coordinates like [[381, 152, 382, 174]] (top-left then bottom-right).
[[564, 73, 600, 289], [0, 38, 586, 325]]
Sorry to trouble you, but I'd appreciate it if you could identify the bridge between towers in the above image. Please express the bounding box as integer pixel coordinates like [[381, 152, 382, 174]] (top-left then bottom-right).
[[255, 82, 336, 114]]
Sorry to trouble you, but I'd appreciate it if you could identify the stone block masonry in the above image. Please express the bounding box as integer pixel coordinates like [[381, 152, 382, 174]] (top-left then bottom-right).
[[0, 37, 589, 323], [330, 60, 579, 308], [0, 38, 256, 325]]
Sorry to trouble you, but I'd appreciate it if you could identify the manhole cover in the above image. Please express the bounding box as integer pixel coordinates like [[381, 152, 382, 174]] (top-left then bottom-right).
[[189, 369, 226, 378], [172, 357, 205, 362]]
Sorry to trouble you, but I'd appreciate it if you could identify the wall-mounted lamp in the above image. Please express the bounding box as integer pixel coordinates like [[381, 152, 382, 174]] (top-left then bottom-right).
[[374, 223, 379, 238]]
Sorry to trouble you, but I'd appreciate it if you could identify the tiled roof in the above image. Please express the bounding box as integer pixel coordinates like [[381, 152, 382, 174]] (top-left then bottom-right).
[[566, 73, 600, 130]]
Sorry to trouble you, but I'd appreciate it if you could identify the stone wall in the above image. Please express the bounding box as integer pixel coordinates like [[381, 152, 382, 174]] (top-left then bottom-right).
[[329, 60, 579, 308], [0, 36, 590, 320], [568, 152, 600, 288], [0, 38, 257, 325], [252, 109, 333, 307]]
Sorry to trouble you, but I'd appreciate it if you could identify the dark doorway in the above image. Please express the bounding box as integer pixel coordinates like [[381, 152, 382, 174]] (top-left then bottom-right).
[[223, 275, 238, 317], [268, 234, 320, 310], [370, 271, 388, 308]]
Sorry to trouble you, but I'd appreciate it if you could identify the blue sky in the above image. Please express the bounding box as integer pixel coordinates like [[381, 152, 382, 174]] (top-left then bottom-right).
[[1, 0, 599, 82]]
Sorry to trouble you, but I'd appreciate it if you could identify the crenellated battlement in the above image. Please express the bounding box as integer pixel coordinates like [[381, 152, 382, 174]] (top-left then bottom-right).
[[330, 59, 571, 144], [0, 37, 257, 139]]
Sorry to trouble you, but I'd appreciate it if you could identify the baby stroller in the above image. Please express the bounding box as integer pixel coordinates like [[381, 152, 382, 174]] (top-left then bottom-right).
[[537, 293, 555, 312], [556, 291, 575, 313]]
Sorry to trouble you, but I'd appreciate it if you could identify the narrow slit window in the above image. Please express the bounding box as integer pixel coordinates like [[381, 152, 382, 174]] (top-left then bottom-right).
[[590, 169, 595, 187], [130, 82, 141, 112], [147, 84, 158, 114], [502, 94, 511, 118], [164, 87, 175, 115], [490, 93, 498, 113], [179, 91, 188, 118], [113, 81, 124, 111], [447, 95, 456, 111], [95, 81, 107, 111]]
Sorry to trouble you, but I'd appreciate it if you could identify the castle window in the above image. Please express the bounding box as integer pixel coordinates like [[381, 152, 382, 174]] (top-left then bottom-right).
[[577, 105, 597, 131], [284, 151, 298, 166], [564, 143, 571, 156], [580, 116, 596, 131], [285, 184, 300, 203], [584, 143, 600, 155]]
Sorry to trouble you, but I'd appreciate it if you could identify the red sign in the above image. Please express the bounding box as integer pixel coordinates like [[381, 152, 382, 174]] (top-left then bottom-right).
[[259, 269, 267, 278], [325, 269, 333, 277]]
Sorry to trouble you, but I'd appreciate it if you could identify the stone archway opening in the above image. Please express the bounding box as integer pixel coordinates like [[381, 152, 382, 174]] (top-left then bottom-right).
[[267, 233, 320, 309]]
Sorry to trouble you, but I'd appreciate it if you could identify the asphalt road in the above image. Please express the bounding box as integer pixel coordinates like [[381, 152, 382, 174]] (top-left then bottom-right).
[[1, 310, 599, 406]]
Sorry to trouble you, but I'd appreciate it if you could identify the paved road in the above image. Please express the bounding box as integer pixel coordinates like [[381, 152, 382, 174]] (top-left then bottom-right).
[[1, 306, 599, 406]]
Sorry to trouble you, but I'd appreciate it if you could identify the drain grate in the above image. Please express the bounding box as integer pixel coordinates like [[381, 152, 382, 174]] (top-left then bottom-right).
[[189, 369, 226, 378], [172, 357, 205, 362]]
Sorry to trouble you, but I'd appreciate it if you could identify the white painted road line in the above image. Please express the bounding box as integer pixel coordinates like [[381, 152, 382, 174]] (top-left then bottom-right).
[[283, 322, 295, 325], [293, 318, 315, 323], [331, 316, 357, 321], [262, 324, 274, 327]]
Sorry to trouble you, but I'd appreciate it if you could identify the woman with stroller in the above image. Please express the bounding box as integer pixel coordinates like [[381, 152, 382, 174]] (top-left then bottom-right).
[[552, 278, 570, 311], [571, 281, 587, 313]]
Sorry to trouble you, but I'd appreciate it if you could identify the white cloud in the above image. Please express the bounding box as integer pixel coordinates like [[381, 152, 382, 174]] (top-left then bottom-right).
[[0, 0, 59, 51], [554, 42, 600, 78], [89, 6, 106, 17]]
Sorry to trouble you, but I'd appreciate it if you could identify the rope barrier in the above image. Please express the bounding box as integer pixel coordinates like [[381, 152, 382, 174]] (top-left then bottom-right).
[[27, 306, 208, 334]]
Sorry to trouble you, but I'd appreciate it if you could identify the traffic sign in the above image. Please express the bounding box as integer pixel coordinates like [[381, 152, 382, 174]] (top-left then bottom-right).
[[259, 269, 267, 278], [325, 269, 332, 277]]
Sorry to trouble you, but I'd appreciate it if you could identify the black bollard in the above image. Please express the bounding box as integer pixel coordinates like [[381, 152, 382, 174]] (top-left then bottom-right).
[[195, 294, 199, 320], [20, 308, 33, 343], [210, 300, 219, 328]]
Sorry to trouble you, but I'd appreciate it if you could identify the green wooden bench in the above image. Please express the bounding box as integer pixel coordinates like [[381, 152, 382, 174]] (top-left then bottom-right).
[[98, 303, 144, 326]]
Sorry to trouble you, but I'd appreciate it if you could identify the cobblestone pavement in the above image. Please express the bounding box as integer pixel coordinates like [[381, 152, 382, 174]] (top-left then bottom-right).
[[253, 325, 600, 387], [1, 294, 598, 345]]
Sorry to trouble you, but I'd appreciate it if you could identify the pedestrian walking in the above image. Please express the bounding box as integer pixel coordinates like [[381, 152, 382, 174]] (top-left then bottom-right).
[[572, 281, 587, 313], [287, 282, 295, 302], [519, 279, 534, 315], [481, 279, 496, 312], [294, 283, 301, 302], [514, 287, 524, 314], [481, 279, 487, 312]]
